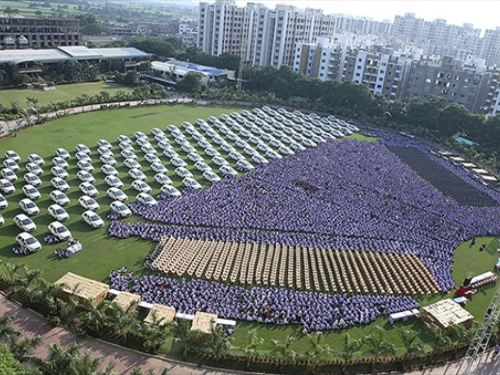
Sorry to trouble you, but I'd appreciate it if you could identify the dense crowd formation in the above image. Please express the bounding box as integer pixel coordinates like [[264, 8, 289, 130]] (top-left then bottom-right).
[[110, 136, 500, 294], [109, 268, 419, 331]]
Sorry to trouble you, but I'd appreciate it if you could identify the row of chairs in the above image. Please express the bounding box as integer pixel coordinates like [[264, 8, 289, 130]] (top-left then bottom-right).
[[150, 237, 440, 295]]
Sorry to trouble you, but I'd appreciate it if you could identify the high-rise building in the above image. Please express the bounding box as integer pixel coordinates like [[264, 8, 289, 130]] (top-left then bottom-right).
[[478, 27, 500, 67], [197, 0, 336, 68]]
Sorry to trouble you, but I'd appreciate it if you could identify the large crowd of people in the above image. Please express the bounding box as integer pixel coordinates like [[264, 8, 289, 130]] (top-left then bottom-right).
[[109, 268, 419, 331]]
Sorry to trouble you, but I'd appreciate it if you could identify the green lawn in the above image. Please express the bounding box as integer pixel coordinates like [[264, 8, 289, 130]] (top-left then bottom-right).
[[0, 82, 133, 110], [0, 101, 498, 358]]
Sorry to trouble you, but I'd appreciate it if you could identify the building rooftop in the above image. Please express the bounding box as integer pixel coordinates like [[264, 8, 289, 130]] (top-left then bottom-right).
[[0, 46, 149, 65]]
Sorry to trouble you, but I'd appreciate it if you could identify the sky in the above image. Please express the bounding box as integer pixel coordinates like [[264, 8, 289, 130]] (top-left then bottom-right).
[[191, 0, 500, 34]]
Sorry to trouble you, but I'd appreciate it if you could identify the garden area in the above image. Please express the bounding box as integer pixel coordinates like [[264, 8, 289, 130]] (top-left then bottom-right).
[[0, 101, 500, 374]]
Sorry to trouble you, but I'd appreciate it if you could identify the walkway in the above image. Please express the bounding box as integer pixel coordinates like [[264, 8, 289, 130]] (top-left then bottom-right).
[[3, 293, 500, 375]]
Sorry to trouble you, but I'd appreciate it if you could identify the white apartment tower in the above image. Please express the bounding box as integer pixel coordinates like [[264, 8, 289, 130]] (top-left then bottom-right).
[[197, 0, 336, 68]]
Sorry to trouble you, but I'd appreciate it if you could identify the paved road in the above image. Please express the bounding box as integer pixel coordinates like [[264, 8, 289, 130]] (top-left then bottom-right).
[[3, 293, 500, 375]]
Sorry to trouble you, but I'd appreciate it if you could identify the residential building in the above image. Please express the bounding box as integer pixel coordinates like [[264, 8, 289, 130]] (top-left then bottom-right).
[[0, 15, 81, 49]]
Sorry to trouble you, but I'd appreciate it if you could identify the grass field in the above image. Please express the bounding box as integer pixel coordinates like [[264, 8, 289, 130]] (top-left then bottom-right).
[[0, 82, 134, 110], [0, 101, 498, 356]]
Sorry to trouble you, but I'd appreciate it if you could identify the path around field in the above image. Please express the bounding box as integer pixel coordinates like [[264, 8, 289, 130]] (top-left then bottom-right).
[[3, 293, 500, 375]]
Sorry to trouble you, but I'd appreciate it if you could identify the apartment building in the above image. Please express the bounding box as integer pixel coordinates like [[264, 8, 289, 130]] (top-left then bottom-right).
[[0, 15, 81, 49], [403, 56, 495, 113], [478, 27, 500, 67], [197, 0, 336, 68]]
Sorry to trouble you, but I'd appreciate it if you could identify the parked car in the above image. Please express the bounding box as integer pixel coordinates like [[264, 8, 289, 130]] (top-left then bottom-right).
[[16, 232, 41, 252], [19, 198, 39, 216], [110, 200, 132, 217], [81, 210, 104, 229], [48, 204, 69, 222], [48, 221, 72, 240], [14, 213, 37, 232]]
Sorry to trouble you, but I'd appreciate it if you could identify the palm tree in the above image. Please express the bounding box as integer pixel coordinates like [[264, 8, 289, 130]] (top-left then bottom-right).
[[363, 325, 396, 372], [240, 328, 263, 369], [0, 316, 20, 344], [0, 262, 27, 295], [69, 349, 116, 375], [170, 319, 203, 360], [138, 312, 170, 354], [76, 299, 111, 337], [201, 324, 234, 365], [8, 334, 44, 365], [333, 333, 364, 373], [270, 334, 299, 373], [15, 267, 42, 305], [31, 279, 67, 319], [424, 322, 453, 360], [38, 342, 83, 375], [108, 300, 140, 345], [396, 327, 426, 370], [306, 331, 332, 373]]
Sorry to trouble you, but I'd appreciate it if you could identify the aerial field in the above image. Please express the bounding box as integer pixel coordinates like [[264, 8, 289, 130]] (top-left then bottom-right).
[[0, 101, 498, 358], [0, 82, 134, 110]]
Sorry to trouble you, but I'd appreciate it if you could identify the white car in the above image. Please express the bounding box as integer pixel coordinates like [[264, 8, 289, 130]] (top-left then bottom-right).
[[266, 150, 282, 160], [187, 152, 204, 163], [136, 192, 157, 206], [0, 179, 15, 194], [194, 162, 212, 172], [144, 153, 160, 164], [128, 168, 146, 181], [141, 145, 157, 155], [4, 150, 20, 163], [197, 140, 211, 149], [182, 177, 202, 190], [79, 182, 99, 197], [19, 198, 39, 216], [212, 156, 229, 166], [151, 127, 164, 136], [76, 170, 95, 184], [55, 148, 70, 160], [107, 187, 128, 202], [243, 147, 258, 157], [219, 165, 238, 177], [100, 155, 117, 166], [22, 184, 40, 200], [75, 152, 91, 162], [14, 214, 37, 232], [0, 193, 7, 209], [119, 141, 133, 150], [48, 204, 69, 222], [136, 138, 150, 147], [25, 162, 44, 176], [205, 148, 221, 157], [48, 221, 72, 240], [81, 210, 104, 229], [97, 146, 112, 156], [203, 171, 221, 183], [151, 163, 168, 174], [170, 157, 187, 168], [121, 149, 137, 160], [124, 158, 142, 169], [50, 177, 70, 192], [154, 173, 173, 186], [157, 140, 171, 150], [252, 155, 269, 165], [160, 185, 181, 197], [104, 175, 124, 188], [163, 148, 179, 158], [78, 195, 100, 211], [3, 158, 19, 172], [134, 131, 147, 139], [27, 154, 45, 166], [110, 200, 132, 217], [52, 157, 69, 169], [97, 139, 112, 148], [175, 167, 193, 178], [16, 232, 41, 252], [221, 144, 236, 153], [117, 134, 131, 143], [101, 164, 119, 176], [76, 161, 94, 173], [181, 144, 196, 154], [50, 190, 70, 206], [75, 144, 91, 154], [0, 168, 17, 182], [131, 180, 152, 193], [237, 160, 255, 171], [175, 137, 188, 146], [229, 151, 245, 161], [24, 173, 41, 187]]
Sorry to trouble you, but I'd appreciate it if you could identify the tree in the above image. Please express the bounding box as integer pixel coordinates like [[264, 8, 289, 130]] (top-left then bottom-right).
[[8, 334, 44, 366], [306, 331, 332, 372], [200, 325, 234, 365], [75, 299, 110, 337], [170, 319, 203, 360], [363, 325, 396, 372], [270, 334, 299, 372], [0, 344, 31, 375], [333, 333, 364, 373], [176, 72, 203, 94], [0, 316, 20, 345], [424, 322, 452, 358], [240, 328, 263, 369], [108, 300, 140, 344], [396, 327, 426, 370]]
